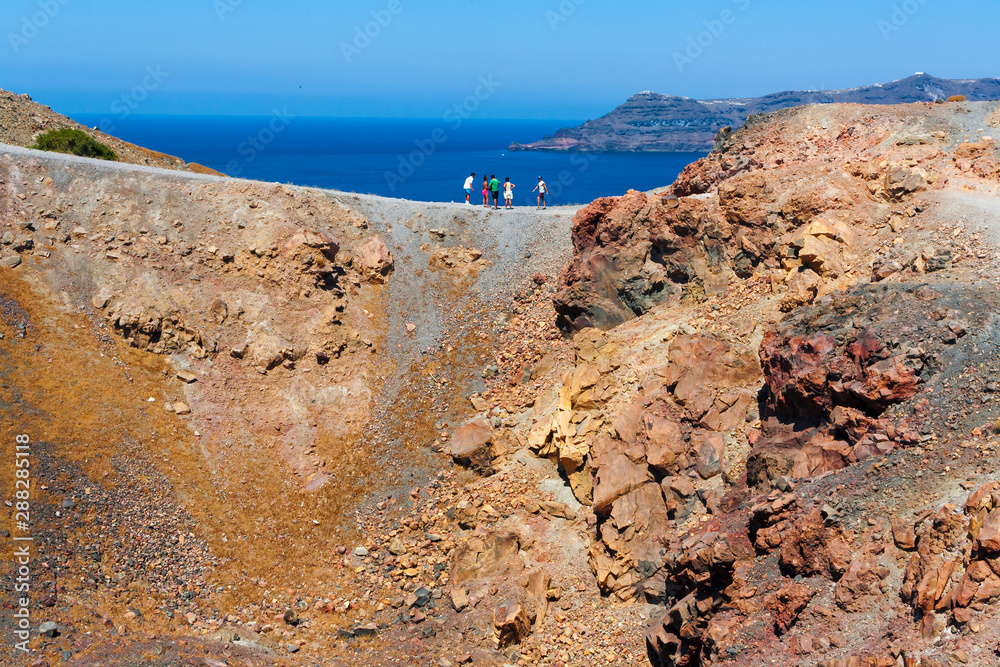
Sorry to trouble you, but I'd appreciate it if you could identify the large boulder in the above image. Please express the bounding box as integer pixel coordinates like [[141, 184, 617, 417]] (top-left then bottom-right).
[[449, 418, 495, 476], [356, 235, 394, 283], [590, 483, 671, 602], [249, 332, 292, 370], [778, 508, 851, 579], [552, 190, 727, 331], [645, 530, 747, 666], [976, 510, 1000, 553], [280, 229, 341, 285]]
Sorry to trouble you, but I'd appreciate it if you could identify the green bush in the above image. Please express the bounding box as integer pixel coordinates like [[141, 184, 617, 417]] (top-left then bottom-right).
[[32, 128, 117, 161]]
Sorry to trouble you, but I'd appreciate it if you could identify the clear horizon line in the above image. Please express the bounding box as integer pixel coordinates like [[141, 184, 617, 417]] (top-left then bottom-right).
[[66, 112, 587, 122]]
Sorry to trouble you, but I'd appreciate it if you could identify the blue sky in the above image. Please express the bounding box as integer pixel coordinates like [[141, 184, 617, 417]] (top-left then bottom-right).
[[2, 0, 997, 119]]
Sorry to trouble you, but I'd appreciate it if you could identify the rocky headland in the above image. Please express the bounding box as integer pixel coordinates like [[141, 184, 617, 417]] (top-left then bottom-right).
[[510, 74, 1000, 152], [3, 93, 1000, 667]]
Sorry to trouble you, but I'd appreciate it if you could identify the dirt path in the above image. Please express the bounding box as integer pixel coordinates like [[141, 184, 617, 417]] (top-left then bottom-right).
[[933, 187, 1000, 246]]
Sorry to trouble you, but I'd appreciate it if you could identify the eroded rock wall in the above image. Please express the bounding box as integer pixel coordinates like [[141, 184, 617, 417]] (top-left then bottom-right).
[[520, 102, 1000, 667]]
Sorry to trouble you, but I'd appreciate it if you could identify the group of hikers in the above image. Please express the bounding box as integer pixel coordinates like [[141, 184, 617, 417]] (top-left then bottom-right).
[[463, 173, 548, 210]]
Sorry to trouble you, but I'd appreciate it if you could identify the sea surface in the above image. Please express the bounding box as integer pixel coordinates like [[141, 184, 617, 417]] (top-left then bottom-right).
[[70, 115, 705, 205]]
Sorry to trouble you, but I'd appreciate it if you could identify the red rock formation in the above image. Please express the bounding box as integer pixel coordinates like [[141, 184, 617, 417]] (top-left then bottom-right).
[[553, 191, 732, 331], [746, 283, 984, 487], [764, 582, 815, 634], [777, 508, 851, 579]]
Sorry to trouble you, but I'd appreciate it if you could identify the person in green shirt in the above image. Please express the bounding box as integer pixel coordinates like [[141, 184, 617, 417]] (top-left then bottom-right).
[[489, 175, 500, 210]]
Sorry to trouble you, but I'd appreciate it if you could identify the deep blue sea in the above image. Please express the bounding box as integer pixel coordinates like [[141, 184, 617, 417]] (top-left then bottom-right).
[[70, 115, 705, 205]]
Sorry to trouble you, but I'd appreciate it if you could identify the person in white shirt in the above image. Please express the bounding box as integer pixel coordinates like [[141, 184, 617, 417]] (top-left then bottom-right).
[[533, 176, 548, 209], [503, 177, 515, 209], [463, 173, 475, 205]]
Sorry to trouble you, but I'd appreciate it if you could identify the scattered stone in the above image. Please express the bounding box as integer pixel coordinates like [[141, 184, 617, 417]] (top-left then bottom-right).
[[493, 601, 530, 649], [892, 517, 917, 550], [412, 587, 432, 608], [450, 588, 469, 612], [353, 622, 378, 637], [37, 621, 60, 638], [538, 500, 576, 520]]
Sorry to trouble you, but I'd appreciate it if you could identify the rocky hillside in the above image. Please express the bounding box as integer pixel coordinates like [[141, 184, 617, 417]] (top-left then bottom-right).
[[538, 99, 1000, 666], [4, 96, 1000, 667], [0, 88, 219, 173], [510, 73, 1000, 152], [0, 141, 588, 666]]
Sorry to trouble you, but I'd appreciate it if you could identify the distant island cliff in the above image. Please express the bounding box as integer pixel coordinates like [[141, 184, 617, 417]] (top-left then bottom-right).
[[510, 73, 1000, 152]]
